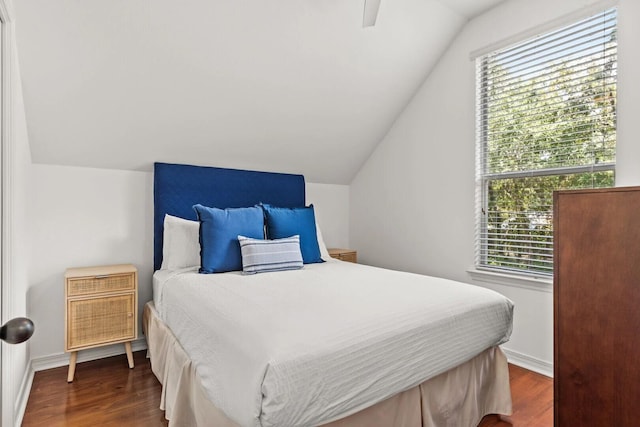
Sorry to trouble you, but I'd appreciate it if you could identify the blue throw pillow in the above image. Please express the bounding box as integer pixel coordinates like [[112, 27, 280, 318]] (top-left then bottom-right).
[[238, 235, 303, 274], [261, 204, 324, 264], [193, 204, 264, 273]]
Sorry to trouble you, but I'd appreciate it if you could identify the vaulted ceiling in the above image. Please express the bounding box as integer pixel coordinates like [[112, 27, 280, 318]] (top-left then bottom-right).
[[15, 0, 506, 184]]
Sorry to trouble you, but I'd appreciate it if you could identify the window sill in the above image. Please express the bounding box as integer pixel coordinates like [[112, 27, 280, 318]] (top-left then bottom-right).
[[467, 268, 552, 293]]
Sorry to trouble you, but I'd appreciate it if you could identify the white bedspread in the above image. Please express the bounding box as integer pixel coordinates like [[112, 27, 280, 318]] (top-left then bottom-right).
[[154, 261, 513, 427]]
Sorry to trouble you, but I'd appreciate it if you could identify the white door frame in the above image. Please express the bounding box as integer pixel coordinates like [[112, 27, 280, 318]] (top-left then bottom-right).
[[0, 0, 15, 425]]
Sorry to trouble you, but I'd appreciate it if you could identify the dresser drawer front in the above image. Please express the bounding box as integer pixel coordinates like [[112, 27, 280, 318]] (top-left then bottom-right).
[[67, 273, 135, 297], [67, 294, 135, 350]]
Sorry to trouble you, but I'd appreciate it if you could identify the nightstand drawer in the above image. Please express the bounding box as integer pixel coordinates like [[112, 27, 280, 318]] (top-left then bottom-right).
[[336, 252, 357, 263], [328, 248, 357, 263], [67, 272, 136, 297], [67, 294, 135, 350]]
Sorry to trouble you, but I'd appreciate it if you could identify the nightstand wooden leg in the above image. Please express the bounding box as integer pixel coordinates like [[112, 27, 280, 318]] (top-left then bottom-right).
[[67, 351, 78, 382], [124, 342, 134, 368]]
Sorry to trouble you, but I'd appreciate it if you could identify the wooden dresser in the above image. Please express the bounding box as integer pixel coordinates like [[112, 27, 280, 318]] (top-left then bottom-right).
[[65, 264, 138, 382], [554, 186, 640, 425]]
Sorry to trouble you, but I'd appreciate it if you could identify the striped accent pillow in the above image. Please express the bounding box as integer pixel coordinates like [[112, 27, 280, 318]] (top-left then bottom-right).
[[238, 235, 304, 274]]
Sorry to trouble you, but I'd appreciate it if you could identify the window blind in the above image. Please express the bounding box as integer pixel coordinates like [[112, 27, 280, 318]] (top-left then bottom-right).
[[475, 8, 617, 276]]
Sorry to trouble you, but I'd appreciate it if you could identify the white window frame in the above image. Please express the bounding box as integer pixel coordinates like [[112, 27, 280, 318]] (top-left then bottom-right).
[[472, 7, 617, 284]]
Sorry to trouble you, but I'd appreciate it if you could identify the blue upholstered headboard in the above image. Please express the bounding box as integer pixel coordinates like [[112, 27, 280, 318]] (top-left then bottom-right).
[[154, 162, 306, 271]]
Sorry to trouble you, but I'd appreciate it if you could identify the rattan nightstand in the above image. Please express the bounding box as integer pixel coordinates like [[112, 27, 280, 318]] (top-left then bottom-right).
[[328, 248, 357, 263], [64, 264, 138, 382]]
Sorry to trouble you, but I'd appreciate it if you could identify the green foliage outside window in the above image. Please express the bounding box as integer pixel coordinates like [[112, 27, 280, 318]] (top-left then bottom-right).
[[480, 19, 616, 275]]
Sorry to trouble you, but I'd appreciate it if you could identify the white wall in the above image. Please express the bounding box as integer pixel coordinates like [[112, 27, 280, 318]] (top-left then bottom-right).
[[306, 182, 350, 249], [350, 0, 639, 375], [27, 165, 349, 362], [616, 0, 640, 186], [27, 165, 152, 362]]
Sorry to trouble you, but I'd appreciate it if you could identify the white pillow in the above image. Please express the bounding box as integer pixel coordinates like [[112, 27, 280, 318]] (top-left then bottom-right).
[[315, 222, 332, 262], [161, 214, 200, 270]]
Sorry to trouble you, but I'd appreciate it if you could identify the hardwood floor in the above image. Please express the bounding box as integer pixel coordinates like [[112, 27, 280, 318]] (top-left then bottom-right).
[[478, 364, 554, 427], [22, 351, 168, 427], [22, 351, 553, 426]]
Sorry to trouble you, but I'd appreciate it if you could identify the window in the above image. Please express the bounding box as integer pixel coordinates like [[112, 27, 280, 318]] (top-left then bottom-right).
[[475, 9, 617, 277]]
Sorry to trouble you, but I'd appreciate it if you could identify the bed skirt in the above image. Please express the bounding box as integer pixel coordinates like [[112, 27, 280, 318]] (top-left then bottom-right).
[[143, 302, 512, 427]]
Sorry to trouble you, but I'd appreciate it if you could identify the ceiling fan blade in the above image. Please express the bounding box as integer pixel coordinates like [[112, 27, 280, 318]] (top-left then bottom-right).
[[363, 0, 381, 27]]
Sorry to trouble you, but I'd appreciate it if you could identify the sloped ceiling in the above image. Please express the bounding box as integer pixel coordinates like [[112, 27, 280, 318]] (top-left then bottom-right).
[[15, 0, 505, 184]]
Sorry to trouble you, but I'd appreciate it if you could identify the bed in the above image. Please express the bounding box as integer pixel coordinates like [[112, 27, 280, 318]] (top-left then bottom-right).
[[145, 162, 514, 427]]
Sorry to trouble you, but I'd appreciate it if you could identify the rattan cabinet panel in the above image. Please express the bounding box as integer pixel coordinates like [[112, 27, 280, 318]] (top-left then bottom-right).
[[64, 264, 138, 382], [67, 294, 135, 350]]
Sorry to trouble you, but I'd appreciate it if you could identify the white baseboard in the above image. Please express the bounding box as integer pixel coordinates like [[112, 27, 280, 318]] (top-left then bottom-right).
[[503, 347, 553, 378], [14, 359, 34, 427], [31, 338, 148, 372]]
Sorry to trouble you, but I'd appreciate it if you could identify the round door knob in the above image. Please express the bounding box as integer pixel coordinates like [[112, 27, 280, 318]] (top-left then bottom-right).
[[0, 317, 35, 344]]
